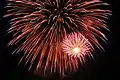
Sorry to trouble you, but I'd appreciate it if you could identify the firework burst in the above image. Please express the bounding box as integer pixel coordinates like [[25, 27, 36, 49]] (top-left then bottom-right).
[[61, 32, 94, 58], [4, 0, 111, 77]]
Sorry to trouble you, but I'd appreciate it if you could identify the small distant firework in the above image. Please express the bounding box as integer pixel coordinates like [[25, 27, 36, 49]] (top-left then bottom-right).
[[4, 0, 111, 77], [61, 32, 93, 58]]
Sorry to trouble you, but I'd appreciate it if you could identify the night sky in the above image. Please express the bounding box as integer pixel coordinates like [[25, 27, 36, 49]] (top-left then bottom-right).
[[0, 0, 119, 80]]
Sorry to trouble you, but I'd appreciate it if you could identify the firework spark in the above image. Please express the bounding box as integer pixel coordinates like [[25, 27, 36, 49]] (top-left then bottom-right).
[[4, 0, 111, 77]]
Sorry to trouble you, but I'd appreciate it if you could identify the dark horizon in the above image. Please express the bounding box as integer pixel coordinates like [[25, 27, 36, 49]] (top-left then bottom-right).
[[0, 0, 119, 80]]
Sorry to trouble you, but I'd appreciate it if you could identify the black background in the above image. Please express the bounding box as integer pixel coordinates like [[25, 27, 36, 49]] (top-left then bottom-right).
[[0, 0, 119, 80]]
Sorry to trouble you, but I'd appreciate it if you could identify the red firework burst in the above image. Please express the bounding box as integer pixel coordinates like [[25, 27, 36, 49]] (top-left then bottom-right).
[[4, 0, 111, 77]]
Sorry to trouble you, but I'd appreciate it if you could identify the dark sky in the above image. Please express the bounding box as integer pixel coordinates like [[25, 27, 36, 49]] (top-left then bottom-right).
[[0, 0, 119, 80]]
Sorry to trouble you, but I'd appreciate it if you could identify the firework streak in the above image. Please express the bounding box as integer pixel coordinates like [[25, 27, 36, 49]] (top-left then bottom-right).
[[4, 0, 111, 77]]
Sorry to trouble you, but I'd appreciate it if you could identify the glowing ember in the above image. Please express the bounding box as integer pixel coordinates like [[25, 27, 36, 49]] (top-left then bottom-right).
[[72, 47, 80, 54]]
